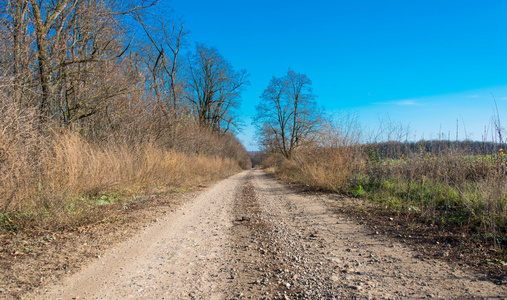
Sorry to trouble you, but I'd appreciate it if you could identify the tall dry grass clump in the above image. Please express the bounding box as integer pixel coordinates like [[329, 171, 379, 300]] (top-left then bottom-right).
[[262, 115, 365, 192], [0, 104, 246, 230], [0, 105, 51, 213], [291, 146, 365, 191], [50, 133, 239, 197], [261, 115, 507, 238]]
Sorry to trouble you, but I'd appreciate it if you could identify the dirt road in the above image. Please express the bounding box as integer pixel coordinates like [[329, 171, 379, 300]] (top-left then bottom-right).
[[30, 170, 506, 299]]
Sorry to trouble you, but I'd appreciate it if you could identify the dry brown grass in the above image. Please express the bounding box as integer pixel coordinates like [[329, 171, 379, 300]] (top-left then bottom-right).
[[291, 147, 365, 192], [0, 105, 243, 230], [263, 143, 507, 239], [260, 116, 507, 238], [51, 132, 238, 195]]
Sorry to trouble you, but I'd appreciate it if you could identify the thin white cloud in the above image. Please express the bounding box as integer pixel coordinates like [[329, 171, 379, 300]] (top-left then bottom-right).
[[395, 100, 421, 106], [374, 99, 425, 106]]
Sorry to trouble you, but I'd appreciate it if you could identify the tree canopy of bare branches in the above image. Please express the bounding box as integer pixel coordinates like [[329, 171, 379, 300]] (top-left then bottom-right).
[[131, 9, 188, 117], [255, 69, 323, 158], [0, 0, 250, 158], [0, 0, 156, 125], [186, 43, 249, 132]]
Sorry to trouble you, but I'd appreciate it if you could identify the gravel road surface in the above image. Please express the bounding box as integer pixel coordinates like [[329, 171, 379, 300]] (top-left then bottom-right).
[[30, 170, 506, 299]]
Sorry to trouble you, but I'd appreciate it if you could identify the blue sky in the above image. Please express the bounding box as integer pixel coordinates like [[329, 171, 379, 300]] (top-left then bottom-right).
[[168, 0, 507, 150]]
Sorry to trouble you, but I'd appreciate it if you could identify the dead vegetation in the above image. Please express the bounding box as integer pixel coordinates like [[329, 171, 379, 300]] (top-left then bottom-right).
[[0, 178, 202, 299], [0, 105, 247, 231], [0, 0, 251, 232], [257, 114, 507, 282]]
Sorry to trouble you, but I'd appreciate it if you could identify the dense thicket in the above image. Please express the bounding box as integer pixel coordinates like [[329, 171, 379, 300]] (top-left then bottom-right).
[[0, 0, 250, 228], [0, 0, 248, 141]]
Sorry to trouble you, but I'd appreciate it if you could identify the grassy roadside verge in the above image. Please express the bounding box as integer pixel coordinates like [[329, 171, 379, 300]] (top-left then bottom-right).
[[0, 181, 216, 299], [0, 103, 250, 298], [0, 131, 242, 231], [0, 130, 244, 298], [260, 147, 507, 283]]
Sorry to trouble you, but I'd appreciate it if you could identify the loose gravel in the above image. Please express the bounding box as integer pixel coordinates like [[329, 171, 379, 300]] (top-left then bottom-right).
[[27, 170, 506, 299]]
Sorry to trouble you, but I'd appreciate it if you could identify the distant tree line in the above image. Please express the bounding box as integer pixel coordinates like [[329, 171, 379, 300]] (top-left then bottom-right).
[[366, 140, 507, 160]]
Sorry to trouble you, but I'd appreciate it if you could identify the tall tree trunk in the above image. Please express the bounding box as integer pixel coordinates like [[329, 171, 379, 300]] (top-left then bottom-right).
[[30, 0, 71, 118], [11, 0, 30, 107]]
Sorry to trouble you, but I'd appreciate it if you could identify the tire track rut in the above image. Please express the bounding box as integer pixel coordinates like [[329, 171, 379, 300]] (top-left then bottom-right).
[[28, 170, 506, 299]]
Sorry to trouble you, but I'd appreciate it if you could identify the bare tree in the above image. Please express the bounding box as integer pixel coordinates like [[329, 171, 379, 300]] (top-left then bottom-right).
[[132, 10, 188, 117], [29, 0, 71, 117], [6, 0, 154, 123], [1, 0, 35, 107], [255, 76, 289, 155], [186, 43, 249, 132], [255, 69, 322, 158]]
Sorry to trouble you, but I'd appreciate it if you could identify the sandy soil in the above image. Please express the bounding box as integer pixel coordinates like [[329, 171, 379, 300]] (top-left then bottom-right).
[[25, 170, 506, 299]]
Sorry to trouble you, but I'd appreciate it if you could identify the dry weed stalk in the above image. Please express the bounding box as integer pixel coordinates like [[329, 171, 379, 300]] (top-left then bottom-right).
[[262, 115, 507, 237]]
